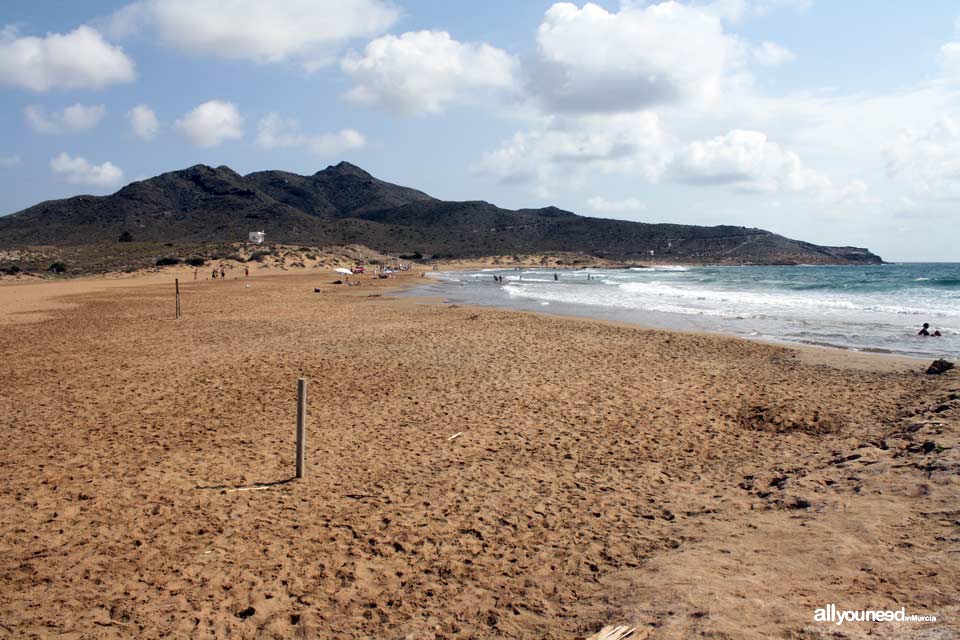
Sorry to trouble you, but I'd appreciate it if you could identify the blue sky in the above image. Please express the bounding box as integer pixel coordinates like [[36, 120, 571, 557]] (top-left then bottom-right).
[[2, 0, 960, 261]]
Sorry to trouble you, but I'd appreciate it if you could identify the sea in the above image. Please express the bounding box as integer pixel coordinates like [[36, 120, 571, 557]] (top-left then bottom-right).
[[409, 263, 960, 359]]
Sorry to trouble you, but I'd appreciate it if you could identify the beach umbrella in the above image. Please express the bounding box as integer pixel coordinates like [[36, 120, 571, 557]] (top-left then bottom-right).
[[334, 267, 353, 275]]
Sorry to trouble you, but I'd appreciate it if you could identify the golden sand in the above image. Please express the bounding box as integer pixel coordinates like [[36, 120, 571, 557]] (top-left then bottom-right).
[[0, 268, 956, 638]]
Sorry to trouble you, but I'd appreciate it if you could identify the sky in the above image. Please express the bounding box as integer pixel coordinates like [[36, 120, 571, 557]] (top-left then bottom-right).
[[1, 1, 959, 262]]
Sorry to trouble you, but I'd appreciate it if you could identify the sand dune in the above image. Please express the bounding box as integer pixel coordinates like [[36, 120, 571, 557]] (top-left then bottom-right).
[[0, 270, 956, 638]]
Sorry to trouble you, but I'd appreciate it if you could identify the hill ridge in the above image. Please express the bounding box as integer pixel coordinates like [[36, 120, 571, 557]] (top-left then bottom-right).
[[0, 163, 882, 264]]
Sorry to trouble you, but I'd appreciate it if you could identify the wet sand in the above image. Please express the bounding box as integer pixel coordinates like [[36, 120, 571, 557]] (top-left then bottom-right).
[[0, 269, 956, 638]]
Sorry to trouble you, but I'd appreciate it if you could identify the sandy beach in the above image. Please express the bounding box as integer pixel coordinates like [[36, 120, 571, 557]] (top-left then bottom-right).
[[0, 268, 956, 639]]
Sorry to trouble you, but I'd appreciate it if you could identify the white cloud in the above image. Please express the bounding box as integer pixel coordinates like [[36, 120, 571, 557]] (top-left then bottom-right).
[[25, 104, 106, 134], [831, 179, 868, 204], [128, 104, 158, 140], [175, 100, 243, 148], [706, 0, 812, 23], [667, 129, 861, 201], [481, 119, 860, 201], [256, 113, 366, 156], [527, 2, 747, 113], [477, 112, 666, 195], [0, 155, 21, 168], [108, 0, 397, 68], [256, 114, 305, 149], [0, 25, 135, 91], [885, 116, 960, 199], [308, 129, 366, 156], [940, 42, 960, 74], [50, 152, 123, 186], [878, 38, 960, 203], [587, 196, 647, 214], [752, 41, 795, 66], [755, 0, 812, 14], [341, 30, 519, 115]]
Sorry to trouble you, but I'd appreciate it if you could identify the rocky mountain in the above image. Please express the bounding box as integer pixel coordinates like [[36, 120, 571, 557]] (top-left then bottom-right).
[[0, 162, 882, 264]]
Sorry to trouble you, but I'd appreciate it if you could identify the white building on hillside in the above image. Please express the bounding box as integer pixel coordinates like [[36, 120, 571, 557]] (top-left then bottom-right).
[[248, 231, 265, 244]]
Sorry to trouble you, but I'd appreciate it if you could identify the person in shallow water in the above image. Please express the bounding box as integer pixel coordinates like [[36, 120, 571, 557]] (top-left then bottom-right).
[[918, 323, 943, 337]]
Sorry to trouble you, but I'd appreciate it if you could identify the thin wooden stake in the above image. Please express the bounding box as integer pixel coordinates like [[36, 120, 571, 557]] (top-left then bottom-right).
[[295, 378, 307, 478], [175, 278, 181, 319]]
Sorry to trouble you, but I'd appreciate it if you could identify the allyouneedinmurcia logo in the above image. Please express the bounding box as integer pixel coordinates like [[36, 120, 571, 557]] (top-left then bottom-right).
[[814, 604, 937, 625]]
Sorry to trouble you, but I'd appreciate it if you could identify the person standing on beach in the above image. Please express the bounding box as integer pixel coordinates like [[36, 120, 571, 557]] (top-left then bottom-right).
[[245, 266, 249, 277], [554, 272, 558, 281], [212, 268, 217, 280], [220, 267, 226, 280]]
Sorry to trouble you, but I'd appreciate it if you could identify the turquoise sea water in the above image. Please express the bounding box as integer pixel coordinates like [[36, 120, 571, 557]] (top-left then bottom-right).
[[416, 263, 960, 359]]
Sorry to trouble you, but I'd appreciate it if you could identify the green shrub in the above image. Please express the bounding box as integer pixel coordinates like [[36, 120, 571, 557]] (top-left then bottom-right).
[[155, 257, 181, 266], [185, 257, 205, 267], [48, 261, 67, 273], [0, 263, 21, 275], [399, 252, 424, 260], [248, 250, 271, 262], [118, 230, 134, 243]]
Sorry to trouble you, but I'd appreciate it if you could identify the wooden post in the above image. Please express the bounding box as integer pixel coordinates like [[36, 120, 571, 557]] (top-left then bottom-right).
[[295, 378, 307, 478], [175, 278, 181, 319]]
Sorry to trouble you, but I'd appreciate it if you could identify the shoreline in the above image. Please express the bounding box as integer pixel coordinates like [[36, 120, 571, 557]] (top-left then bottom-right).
[[2, 264, 934, 371], [401, 271, 932, 372]]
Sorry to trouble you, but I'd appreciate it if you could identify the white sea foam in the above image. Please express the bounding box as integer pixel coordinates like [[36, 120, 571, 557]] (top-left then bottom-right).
[[440, 264, 960, 358], [630, 265, 689, 271], [503, 282, 732, 316]]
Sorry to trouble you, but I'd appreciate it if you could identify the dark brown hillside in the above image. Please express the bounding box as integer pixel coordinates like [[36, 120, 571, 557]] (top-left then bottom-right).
[[245, 162, 434, 218], [0, 162, 882, 264]]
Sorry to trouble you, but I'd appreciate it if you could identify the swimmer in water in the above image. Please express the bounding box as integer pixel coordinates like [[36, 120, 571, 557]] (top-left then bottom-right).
[[918, 322, 942, 337]]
